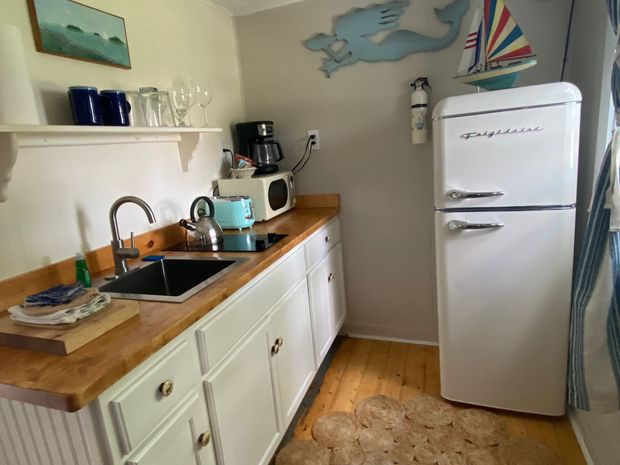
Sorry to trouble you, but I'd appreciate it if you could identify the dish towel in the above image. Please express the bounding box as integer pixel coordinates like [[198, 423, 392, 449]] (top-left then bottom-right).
[[23, 283, 86, 307], [9, 293, 111, 326]]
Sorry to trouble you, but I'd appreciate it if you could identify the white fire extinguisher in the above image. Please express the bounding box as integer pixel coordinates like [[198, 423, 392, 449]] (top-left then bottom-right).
[[411, 77, 431, 145]]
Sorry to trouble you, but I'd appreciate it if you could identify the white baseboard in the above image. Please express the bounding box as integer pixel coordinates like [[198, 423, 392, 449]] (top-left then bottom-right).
[[346, 333, 439, 347], [345, 322, 438, 346], [568, 408, 596, 465]]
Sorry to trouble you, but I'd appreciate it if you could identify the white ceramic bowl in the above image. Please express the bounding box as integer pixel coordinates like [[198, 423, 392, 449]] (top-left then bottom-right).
[[231, 167, 257, 179]]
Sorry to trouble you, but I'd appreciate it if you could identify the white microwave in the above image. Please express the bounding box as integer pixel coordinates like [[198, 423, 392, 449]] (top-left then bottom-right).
[[218, 171, 296, 221]]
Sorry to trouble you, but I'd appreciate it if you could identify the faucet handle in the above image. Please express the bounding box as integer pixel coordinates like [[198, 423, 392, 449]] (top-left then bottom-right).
[[130, 231, 135, 249]]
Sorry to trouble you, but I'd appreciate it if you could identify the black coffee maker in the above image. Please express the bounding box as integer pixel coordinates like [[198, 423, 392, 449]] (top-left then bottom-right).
[[236, 121, 284, 175]]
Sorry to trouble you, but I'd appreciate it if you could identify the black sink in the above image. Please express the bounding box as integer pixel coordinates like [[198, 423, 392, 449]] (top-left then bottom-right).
[[100, 257, 246, 303]]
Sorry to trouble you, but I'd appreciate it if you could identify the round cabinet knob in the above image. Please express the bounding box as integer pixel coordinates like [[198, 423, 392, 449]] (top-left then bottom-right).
[[271, 343, 280, 356], [198, 431, 211, 447], [159, 379, 174, 397], [276, 337, 284, 347], [325, 236, 331, 243], [328, 273, 335, 283]]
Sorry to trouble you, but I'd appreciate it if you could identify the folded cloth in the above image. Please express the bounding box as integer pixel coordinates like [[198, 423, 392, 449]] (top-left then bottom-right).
[[10, 293, 111, 325], [24, 282, 86, 307], [22, 288, 99, 316]]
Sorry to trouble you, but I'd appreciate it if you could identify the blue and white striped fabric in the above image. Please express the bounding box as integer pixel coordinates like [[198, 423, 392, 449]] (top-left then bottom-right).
[[568, 0, 620, 412], [607, 0, 620, 33]]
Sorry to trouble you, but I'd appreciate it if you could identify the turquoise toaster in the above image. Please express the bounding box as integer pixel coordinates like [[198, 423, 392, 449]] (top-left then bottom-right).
[[212, 196, 255, 230]]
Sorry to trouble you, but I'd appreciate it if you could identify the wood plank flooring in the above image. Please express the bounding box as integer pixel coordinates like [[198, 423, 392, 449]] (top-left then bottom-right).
[[293, 337, 586, 465]]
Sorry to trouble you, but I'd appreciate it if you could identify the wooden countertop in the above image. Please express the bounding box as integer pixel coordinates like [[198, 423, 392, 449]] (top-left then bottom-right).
[[0, 203, 339, 412]]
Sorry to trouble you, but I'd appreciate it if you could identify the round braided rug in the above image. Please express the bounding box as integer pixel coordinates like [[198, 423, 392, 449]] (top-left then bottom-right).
[[388, 443, 415, 465], [275, 439, 330, 465], [428, 425, 467, 453], [359, 424, 396, 453], [332, 442, 366, 465], [355, 395, 405, 428], [438, 452, 467, 465], [312, 411, 361, 448], [363, 451, 395, 465], [389, 418, 429, 447], [413, 442, 443, 465], [404, 394, 456, 427], [454, 409, 507, 446]]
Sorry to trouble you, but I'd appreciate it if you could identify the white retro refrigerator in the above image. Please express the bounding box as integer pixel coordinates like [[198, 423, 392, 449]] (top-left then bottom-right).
[[432, 83, 582, 415]]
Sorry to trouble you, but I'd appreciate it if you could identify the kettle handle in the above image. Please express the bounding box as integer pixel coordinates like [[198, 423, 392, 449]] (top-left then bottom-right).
[[190, 196, 215, 222], [275, 141, 284, 162]]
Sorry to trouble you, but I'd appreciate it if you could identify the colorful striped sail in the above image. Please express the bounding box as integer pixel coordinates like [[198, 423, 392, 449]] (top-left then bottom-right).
[[484, 0, 535, 63], [457, 8, 484, 75], [454, 0, 537, 90]]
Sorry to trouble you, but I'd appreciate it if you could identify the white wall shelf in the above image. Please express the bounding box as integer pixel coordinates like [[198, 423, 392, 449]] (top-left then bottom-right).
[[0, 124, 223, 148], [0, 125, 224, 201]]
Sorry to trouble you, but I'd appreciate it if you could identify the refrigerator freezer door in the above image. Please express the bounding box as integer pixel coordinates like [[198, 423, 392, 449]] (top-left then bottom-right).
[[433, 103, 580, 209], [435, 209, 575, 415]]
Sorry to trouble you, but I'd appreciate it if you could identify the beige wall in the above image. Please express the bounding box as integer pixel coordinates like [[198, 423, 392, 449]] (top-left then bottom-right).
[[0, 0, 245, 279], [236, 0, 573, 342]]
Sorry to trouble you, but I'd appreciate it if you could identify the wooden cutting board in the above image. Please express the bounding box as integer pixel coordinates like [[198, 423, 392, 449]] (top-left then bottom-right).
[[0, 299, 140, 355]]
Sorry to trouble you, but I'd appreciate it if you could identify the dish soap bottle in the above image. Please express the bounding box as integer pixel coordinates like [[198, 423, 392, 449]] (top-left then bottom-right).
[[75, 252, 92, 287]]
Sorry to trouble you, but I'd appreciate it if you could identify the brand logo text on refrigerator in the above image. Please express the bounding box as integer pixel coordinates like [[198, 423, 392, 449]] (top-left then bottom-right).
[[460, 127, 544, 140]]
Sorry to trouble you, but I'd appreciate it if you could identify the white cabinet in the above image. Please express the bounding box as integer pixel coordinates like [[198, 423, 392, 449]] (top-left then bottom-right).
[[268, 281, 315, 428], [127, 392, 216, 465], [0, 215, 346, 465], [327, 243, 347, 335], [205, 321, 280, 465], [307, 255, 333, 363], [97, 329, 205, 465], [108, 340, 197, 454], [307, 233, 347, 367]]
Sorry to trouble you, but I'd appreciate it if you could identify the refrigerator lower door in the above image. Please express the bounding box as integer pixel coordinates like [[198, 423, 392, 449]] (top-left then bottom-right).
[[435, 209, 575, 415]]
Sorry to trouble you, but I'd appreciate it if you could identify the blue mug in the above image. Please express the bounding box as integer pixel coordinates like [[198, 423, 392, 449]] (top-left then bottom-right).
[[68, 86, 102, 126], [100, 90, 131, 126]]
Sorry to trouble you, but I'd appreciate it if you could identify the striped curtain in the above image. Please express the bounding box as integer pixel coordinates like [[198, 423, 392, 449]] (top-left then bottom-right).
[[568, 0, 620, 412]]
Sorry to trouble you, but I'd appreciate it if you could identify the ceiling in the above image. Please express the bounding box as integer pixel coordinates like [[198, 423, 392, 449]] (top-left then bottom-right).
[[208, 0, 305, 16]]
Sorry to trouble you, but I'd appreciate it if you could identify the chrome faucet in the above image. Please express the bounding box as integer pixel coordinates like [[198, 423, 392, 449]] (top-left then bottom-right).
[[109, 196, 156, 277]]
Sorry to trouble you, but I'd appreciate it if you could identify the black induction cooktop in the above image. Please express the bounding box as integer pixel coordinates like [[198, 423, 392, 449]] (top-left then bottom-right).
[[164, 233, 287, 253]]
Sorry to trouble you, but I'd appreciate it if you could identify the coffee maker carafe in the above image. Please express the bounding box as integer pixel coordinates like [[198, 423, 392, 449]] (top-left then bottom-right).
[[236, 121, 284, 175]]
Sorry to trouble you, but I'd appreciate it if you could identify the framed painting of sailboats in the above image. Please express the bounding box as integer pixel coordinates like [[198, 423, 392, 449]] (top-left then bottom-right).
[[26, 0, 131, 69], [454, 0, 536, 90]]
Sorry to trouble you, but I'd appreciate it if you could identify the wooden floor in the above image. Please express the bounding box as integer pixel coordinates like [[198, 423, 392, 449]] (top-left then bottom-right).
[[293, 337, 586, 465]]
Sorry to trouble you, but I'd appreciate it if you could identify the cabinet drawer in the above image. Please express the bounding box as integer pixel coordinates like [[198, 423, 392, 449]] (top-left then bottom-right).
[[127, 392, 216, 465], [197, 247, 306, 372], [108, 340, 197, 453], [305, 218, 341, 270]]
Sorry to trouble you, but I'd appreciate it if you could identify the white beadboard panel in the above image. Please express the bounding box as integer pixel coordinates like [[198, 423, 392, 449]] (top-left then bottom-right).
[[33, 406, 64, 465], [0, 398, 106, 465]]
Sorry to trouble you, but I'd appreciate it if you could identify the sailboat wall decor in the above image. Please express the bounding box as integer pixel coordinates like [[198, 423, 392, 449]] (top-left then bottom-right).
[[454, 0, 537, 91]]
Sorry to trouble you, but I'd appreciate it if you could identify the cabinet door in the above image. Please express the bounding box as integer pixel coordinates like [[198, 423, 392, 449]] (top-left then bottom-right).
[[269, 281, 315, 428], [307, 256, 333, 366], [205, 321, 280, 465], [127, 392, 216, 465], [328, 243, 347, 335]]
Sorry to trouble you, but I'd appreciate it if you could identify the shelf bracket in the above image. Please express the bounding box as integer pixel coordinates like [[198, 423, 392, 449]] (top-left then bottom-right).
[[0, 133, 17, 202]]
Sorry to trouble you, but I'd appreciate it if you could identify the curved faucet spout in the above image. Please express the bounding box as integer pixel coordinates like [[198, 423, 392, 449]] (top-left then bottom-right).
[[109, 196, 156, 241], [109, 196, 157, 277]]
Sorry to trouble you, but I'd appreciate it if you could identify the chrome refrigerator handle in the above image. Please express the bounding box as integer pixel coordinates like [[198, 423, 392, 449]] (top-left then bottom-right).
[[447, 190, 505, 200], [448, 220, 505, 231]]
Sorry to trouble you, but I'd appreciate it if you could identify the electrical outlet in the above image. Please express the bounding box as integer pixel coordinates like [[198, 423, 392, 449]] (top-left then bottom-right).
[[307, 130, 320, 150]]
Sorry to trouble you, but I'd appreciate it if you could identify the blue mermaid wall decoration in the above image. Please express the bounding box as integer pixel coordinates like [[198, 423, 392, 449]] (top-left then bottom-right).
[[304, 0, 470, 77]]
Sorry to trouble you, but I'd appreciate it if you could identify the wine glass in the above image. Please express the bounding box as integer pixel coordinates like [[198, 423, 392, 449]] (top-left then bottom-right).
[[169, 78, 195, 127], [193, 79, 213, 127]]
